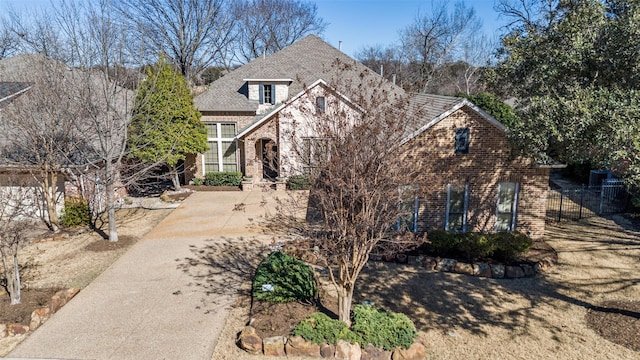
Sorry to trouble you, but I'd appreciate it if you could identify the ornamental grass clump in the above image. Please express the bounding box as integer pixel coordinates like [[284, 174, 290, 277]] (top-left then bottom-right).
[[252, 251, 317, 303]]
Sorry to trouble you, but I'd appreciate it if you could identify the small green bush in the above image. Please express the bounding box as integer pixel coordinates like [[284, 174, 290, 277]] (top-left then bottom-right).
[[427, 230, 532, 261], [291, 312, 358, 345], [350, 305, 417, 351], [252, 251, 317, 303], [204, 171, 242, 186], [61, 197, 90, 227], [287, 175, 313, 190], [192, 177, 203, 186], [492, 232, 533, 262], [291, 305, 417, 350]]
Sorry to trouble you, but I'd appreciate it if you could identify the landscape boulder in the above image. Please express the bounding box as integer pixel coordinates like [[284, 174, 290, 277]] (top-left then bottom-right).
[[263, 336, 285, 356], [320, 343, 336, 358], [335, 339, 361, 360], [362, 343, 392, 360], [0, 324, 6, 339], [50, 288, 80, 313], [435, 258, 456, 272], [237, 326, 262, 354], [505, 265, 525, 279], [473, 263, 492, 277], [422, 257, 437, 270], [285, 335, 321, 357], [521, 264, 535, 277], [30, 307, 51, 331], [453, 262, 474, 275], [8, 324, 29, 336], [391, 343, 427, 360], [490, 264, 505, 278]]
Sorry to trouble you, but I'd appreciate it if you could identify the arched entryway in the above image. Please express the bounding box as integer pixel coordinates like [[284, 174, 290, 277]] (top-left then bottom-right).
[[256, 138, 278, 180]]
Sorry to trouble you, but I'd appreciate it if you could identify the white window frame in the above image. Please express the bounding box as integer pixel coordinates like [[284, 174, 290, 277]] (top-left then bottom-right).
[[397, 185, 419, 233], [203, 123, 237, 173], [495, 182, 519, 232], [445, 183, 469, 232]]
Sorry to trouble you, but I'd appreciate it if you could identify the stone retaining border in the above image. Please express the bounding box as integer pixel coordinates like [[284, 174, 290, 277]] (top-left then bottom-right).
[[238, 325, 428, 360], [375, 255, 556, 279], [0, 288, 79, 339]]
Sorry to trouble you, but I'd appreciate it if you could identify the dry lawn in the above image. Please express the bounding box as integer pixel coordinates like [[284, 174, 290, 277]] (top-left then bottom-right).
[[0, 207, 173, 356], [212, 215, 640, 360]]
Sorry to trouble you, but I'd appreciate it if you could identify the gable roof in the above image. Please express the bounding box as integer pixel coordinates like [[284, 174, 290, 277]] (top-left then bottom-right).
[[401, 93, 507, 146], [194, 35, 393, 112]]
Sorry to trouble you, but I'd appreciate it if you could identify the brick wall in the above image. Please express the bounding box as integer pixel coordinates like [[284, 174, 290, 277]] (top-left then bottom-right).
[[241, 116, 279, 180], [401, 106, 549, 239]]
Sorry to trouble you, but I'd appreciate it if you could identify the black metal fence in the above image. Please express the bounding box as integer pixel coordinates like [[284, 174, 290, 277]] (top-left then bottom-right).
[[546, 183, 629, 222]]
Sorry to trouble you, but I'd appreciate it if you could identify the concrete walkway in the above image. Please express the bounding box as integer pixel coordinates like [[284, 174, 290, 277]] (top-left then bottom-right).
[[8, 190, 288, 360]]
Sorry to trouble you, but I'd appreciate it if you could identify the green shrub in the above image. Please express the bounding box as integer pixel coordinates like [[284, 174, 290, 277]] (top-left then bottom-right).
[[204, 171, 242, 186], [426, 230, 460, 257], [252, 251, 317, 303], [192, 177, 203, 186], [291, 313, 358, 345], [350, 304, 417, 351], [427, 230, 532, 261], [287, 175, 312, 190], [292, 305, 417, 350], [61, 197, 90, 227], [492, 232, 533, 262], [457, 233, 496, 261]]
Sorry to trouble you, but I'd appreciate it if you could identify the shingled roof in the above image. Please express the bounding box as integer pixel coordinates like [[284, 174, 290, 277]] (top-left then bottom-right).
[[194, 35, 392, 112]]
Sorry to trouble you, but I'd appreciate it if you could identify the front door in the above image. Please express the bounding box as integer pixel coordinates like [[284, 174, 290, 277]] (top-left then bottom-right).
[[261, 139, 278, 180]]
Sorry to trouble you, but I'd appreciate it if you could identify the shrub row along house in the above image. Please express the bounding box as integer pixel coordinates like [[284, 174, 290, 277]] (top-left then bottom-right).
[[192, 35, 551, 239]]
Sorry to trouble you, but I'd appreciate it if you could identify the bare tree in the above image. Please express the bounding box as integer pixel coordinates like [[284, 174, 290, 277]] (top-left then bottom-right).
[[400, 0, 482, 92], [2, 5, 68, 62], [0, 57, 90, 232], [112, 0, 236, 81], [275, 61, 424, 325], [232, 0, 327, 63], [0, 178, 38, 305], [355, 44, 407, 87]]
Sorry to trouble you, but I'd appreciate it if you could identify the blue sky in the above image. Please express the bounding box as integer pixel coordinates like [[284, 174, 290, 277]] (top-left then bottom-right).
[[1, 0, 507, 58], [316, 0, 507, 57]]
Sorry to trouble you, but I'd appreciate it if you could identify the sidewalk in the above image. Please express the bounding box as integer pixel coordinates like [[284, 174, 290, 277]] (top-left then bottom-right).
[[8, 190, 287, 360]]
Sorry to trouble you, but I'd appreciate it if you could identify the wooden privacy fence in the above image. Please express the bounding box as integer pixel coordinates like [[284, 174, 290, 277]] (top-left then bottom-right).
[[546, 183, 629, 222]]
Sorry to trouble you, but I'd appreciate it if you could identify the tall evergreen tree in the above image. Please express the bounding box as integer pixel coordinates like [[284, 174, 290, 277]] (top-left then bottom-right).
[[128, 57, 207, 190]]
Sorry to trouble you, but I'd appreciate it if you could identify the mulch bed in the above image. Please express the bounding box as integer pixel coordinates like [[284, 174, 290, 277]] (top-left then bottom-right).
[[84, 235, 138, 252], [585, 300, 640, 352], [250, 293, 339, 339], [0, 288, 60, 325]]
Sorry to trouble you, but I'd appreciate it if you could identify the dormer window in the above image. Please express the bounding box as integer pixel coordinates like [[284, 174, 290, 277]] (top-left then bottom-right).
[[261, 84, 274, 104], [244, 78, 292, 105]]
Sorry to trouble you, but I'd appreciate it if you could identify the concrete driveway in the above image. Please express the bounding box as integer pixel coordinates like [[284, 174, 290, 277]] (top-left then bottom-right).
[[8, 190, 291, 360]]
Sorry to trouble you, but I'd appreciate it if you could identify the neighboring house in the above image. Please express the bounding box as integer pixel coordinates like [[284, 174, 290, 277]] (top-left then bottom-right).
[[193, 35, 551, 239], [0, 54, 131, 219]]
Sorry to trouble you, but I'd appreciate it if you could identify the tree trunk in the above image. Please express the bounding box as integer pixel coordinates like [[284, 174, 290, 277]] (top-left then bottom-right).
[[9, 253, 21, 305], [171, 166, 181, 191], [337, 287, 353, 327], [104, 162, 119, 242], [41, 171, 60, 232]]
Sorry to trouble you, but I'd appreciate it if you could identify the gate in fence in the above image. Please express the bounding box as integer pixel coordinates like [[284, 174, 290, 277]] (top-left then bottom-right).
[[546, 182, 628, 222]]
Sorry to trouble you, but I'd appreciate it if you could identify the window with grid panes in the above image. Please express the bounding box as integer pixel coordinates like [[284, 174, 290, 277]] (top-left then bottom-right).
[[446, 183, 468, 232], [203, 123, 237, 173]]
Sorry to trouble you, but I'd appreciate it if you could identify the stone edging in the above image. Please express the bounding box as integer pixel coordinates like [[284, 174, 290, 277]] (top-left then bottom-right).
[[372, 255, 556, 279], [238, 325, 427, 360], [0, 288, 79, 338]]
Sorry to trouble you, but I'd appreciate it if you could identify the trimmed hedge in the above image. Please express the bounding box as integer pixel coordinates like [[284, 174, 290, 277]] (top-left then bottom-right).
[[291, 305, 417, 350], [427, 230, 532, 262], [287, 175, 313, 190], [252, 251, 317, 303], [204, 171, 242, 186]]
